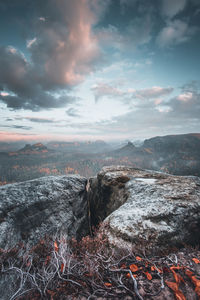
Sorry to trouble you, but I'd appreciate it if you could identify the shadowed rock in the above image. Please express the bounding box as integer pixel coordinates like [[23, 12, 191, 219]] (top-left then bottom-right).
[[89, 166, 200, 249]]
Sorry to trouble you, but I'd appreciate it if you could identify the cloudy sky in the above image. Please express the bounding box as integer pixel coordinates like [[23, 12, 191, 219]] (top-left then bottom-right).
[[0, 0, 200, 141]]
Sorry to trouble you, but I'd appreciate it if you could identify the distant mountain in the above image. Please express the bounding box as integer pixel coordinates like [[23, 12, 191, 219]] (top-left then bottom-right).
[[143, 134, 200, 155], [0, 134, 200, 185], [114, 141, 136, 156], [141, 134, 200, 176], [47, 140, 111, 153], [109, 133, 200, 176], [18, 143, 49, 154]]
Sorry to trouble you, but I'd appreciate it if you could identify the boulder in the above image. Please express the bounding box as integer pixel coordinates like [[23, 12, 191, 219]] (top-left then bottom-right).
[[89, 166, 200, 249], [0, 175, 88, 249]]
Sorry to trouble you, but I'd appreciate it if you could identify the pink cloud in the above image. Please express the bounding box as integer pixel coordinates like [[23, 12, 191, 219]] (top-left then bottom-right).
[[34, 0, 102, 87], [177, 92, 193, 102]]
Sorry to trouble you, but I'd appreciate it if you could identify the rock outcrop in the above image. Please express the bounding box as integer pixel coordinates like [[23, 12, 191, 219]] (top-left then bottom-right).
[[89, 166, 200, 249], [1, 166, 200, 251], [0, 175, 88, 249]]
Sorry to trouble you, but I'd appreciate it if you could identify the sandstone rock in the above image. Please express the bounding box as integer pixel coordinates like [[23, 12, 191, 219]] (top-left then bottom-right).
[[89, 166, 200, 249], [0, 175, 88, 249]]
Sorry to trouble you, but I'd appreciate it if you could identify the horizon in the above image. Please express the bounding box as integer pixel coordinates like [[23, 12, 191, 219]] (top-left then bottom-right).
[[0, 0, 200, 141], [0, 131, 200, 145]]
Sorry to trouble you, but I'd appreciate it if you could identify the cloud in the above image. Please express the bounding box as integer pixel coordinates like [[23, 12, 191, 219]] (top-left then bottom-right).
[[100, 90, 200, 138], [91, 83, 173, 104], [135, 86, 173, 99], [0, 0, 106, 111], [85, 81, 200, 138], [0, 124, 32, 130], [0, 86, 77, 111], [119, 0, 137, 14], [92, 83, 125, 102], [161, 0, 187, 18], [157, 20, 197, 47], [177, 92, 193, 102], [170, 89, 200, 118], [98, 13, 153, 51], [26, 38, 37, 49], [66, 108, 80, 117], [29, 0, 102, 89], [24, 117, 55, 123]]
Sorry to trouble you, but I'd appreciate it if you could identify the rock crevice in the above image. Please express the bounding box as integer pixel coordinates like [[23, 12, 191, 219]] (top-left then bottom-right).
[[0, 166, 200, 250]]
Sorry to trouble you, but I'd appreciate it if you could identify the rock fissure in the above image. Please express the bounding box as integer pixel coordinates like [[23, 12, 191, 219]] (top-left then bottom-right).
[[0, 166, 200, 251]]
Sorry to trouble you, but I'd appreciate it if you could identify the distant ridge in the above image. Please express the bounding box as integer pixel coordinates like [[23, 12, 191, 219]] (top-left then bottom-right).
[[18, 143, 48, 153]]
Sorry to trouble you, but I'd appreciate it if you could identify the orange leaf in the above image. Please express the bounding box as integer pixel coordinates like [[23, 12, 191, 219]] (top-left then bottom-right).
[[166, 281, 179, 292], [136, 256, 142, 261], [192, 258, 200, 264], [170, 265, 183, 271], [166, 281, 186, 300], [54, 241, 59, 252], [145, 272, 152, 280], [185, 271, 200, 297], [126, 272, 137, 278], [130, 264, 139, 272], [104, 282, 112, 287], [195, 286, 200, 297], [151, 266, 155, 271], [171, 269, 184, 284], [174, 290, 186, 300], [61, 263, 64, 273], [191, 276, 200, 296], [185, 269, 193, 277]]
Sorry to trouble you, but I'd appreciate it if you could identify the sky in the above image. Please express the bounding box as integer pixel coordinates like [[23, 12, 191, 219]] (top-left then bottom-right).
[[0, 0, 200, 142]]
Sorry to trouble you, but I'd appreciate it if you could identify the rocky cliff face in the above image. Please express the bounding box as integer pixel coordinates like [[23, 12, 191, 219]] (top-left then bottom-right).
[[0, 175, 88, 249], [89, 166, 200, 250], [0, 167, 200, 251]]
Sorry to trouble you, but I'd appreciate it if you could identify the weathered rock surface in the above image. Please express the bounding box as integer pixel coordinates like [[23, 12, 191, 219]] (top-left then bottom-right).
[[0, 175, 88, 249], [89, 166, 200, 249]]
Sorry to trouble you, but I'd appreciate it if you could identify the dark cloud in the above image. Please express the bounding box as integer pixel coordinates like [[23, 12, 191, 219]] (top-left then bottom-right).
[[161, 0, 187, 18], [98, 13, 153, 52], [0, 88, 76, 111], [0, 46, 78, 110], [0, 0, 107, 111], [157, 19, 197, 47]]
